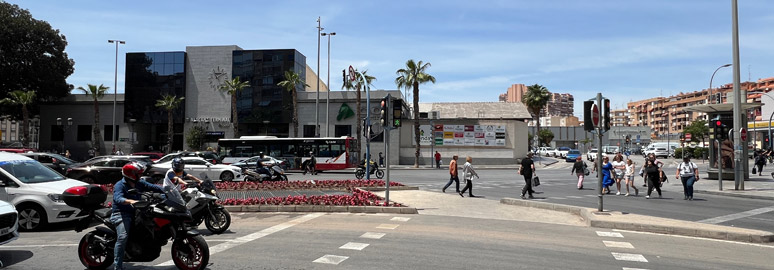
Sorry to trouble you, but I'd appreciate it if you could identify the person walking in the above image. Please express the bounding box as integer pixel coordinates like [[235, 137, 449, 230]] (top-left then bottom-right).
[[611, 155, 626, 195], [676, 157, 699, 200], [571, 156, 587, 189], [378, 152, 384, 168], [601, 156, 613, 194], [435, 151, 441, 169], [442, 155, 460, 193], [459, 156, 479, 197], [754, 150, 767, 176], [644, 159, 663, 199], [642, 153, 663, 187], [624, 159, 639, 196], [88, 148, 95, 159], [519, 153, 536, 199], [65, 150, 71, 159]]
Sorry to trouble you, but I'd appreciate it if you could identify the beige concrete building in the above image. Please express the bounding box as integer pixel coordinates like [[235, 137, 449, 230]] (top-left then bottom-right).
[[498, 84, 527, 103]]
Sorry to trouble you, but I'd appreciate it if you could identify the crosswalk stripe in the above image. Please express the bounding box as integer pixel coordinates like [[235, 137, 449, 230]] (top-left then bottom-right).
[[597, 231, 624, 238], [603, 241, 635, 249], [611, 252, 648, 262]]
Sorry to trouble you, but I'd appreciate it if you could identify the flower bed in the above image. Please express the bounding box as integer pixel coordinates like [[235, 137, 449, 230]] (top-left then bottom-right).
[[215, 180, 404, 191], [218, 187, 404, 207]]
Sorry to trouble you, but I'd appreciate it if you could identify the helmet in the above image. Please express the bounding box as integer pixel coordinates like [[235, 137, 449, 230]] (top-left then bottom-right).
[[172, 157, 184, 173], [122, 162, 146, 182]]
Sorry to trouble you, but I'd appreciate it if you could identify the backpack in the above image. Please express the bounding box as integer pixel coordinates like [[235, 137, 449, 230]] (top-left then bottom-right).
[[679, 162, 695, 176]]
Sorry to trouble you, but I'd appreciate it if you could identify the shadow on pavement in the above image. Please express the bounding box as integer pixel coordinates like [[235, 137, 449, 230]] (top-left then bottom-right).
[[0, 250, 34, 268]]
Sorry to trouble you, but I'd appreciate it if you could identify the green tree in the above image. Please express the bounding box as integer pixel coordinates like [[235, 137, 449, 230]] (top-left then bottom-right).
[[0, 90, 35, 147], [683, 119, 708, 142], [395, 60, 436, 168], [0, 2, 74, 118], [277, 71, 309, 138], [77, 84, 109, 155], [522, 84, 551, 148], [219, 76, 250, 138], [342, 69, 376, 157], [538, 129, 555, 146], [155, 94, 185, 153], [186, 125, 206, 151]]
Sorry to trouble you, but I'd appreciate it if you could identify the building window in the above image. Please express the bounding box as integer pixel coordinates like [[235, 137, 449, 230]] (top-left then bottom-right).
[[104, 125, 119, 141], [77, 125, 92, 141], [303, 125, 316, 137], [334, 125, 351, 137], [50, 125, 64, 141]]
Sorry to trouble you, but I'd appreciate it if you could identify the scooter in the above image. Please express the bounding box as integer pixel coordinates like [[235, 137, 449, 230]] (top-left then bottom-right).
[[245, 165, 288, 182], [180, 178, 231, 234], [355, 162, 384, 179]]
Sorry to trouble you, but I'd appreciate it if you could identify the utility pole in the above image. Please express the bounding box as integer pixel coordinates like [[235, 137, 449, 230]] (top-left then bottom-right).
[[731, 0, 744, 190]]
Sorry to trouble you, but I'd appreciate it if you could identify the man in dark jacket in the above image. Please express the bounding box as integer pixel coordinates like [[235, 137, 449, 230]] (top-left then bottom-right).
[[520, 153, 536, 199]]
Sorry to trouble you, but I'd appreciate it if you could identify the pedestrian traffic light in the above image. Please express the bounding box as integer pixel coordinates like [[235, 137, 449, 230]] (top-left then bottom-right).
[[362, 118, 368, 138], [603, 98, 611, 131], [392, 99, 403, 128], [379, 96, 389, 126], [583, 100, 594, 131], [342, 69, 347, 85], [715, 93, 722, 104]]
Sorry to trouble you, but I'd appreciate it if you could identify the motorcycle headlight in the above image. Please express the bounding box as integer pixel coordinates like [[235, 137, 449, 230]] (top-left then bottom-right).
[[47, 193, 63, 203]]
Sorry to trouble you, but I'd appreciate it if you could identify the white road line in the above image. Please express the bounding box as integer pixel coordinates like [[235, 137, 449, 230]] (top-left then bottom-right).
[[585, 194, 598, 197], [313, 255, 349, 265], [612, 229, 774, 249], [567, 196, 583, 199], [603, 241, 635, 249], [360, 232, 386, 239], [611, 252, 648, 262], [622, 268, 650, 270], [156, 212, 324, 266], [551, 197, 567, 200], [340, 242, 370, 250], [0, 244, 77, 248], [391, 217, 411, 222], [697, 206, 774, 224], [596, 231, 624, 238], [376, 224, 400, 230]]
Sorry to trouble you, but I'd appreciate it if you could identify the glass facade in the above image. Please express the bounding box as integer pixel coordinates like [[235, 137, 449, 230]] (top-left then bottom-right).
[[124, 52, 186, 124], [231, 50, 306, 129]]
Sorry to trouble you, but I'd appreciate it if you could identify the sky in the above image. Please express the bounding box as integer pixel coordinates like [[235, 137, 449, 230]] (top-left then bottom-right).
[[11, 0, 774, 118]]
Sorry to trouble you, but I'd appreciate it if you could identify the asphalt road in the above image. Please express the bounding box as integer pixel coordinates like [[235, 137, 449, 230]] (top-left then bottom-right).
[[2, 212, 772, 269]]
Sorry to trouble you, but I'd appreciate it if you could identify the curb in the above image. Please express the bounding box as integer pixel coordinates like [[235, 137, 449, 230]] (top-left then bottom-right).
[[360, 186, 420, 192], [695, 189, 774, 201], [500, 197, 774, 243], [224, 205, 418, 214]]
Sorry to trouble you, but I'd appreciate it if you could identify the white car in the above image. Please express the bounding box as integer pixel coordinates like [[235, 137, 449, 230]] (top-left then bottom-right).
[[586, 149, 598, 161], [0, 200, 19, 245], [152, 157, 244, 182], [0, 152, 88, 231], [538, 147, 555, 156]]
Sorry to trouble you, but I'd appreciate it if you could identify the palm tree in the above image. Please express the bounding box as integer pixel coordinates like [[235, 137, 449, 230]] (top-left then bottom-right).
[[219, 76, 250, 138], [342, 69, 376, 157], [522, 84, 551, 149], [395, 60, 436, 168], [77, 84, 109, 155], [0, 90, 36, 148], [155, 94, 185, 153], [277, 70, 309, 138]]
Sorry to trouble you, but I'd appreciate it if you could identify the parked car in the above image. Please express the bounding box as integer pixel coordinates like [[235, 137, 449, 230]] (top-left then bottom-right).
[[556, 147, 571, 158], [156, 151, 219, 164], [230, 155, 287, 170], [130, 152, 164, 162], [0, 152, 89, 231], [565, 150, 582, 162], [0, 148, 35, 153], [0, 200, 19, 245], [20, 152, 76, 174], [653, 147, 670, 158], [65, 155, 153, 184], [538, 147, 555, 156], [149, 157, 244, 182], [586, 149, 598, 161]]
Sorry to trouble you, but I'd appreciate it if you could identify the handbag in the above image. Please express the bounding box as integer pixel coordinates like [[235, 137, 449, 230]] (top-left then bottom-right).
[[532, 175, 540, 187], [752, 167, 757, 174], [584, 167, 590, 176]]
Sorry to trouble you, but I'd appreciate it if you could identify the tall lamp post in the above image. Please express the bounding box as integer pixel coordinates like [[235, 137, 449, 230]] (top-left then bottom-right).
[[709, 63, 732, 103], [57, 117, 73, 154], [315, 17, 323, 137], [321, 31, 336, 137], [108, 40, 125, 150]]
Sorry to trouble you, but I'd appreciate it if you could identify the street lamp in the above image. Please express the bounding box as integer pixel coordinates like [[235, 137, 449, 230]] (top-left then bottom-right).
[[321, 31, 336, 137], [709, 63, 732, 104], [315, 17, 323, 138], [56, 117, 73, 154], [108, 39, 125, 149]]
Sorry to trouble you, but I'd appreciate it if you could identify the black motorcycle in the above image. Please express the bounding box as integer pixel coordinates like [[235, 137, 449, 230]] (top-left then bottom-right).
[[301, 159, 317, 175], [62, 179, 210, 270], [244, 165, 288, 182], [355, 163, 384, 179], [181, 178, 231, 234]]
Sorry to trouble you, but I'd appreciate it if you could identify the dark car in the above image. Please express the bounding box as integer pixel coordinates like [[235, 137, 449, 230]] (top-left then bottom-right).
[[19, 152, 77, 174], [65, 155, 153, 184]]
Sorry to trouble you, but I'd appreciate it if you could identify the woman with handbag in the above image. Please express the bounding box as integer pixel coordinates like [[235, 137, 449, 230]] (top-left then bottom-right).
[[459, 156, 479, 197], [571, 156, 587, 190], [601, 156, 614, 194], [644, 159, 663, 199]]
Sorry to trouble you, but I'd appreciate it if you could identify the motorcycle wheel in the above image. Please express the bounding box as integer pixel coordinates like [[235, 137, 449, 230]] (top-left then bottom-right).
[[375, 169, 384, 179], [355, 169, 364, 179], [171, 235, 210, 270], [205, 207, 231, 234], [78, 231, 114, 270], [280, 174, 288, 182]]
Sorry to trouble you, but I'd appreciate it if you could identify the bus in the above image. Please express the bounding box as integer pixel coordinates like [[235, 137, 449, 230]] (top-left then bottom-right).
[[217, 136, 357, 171]]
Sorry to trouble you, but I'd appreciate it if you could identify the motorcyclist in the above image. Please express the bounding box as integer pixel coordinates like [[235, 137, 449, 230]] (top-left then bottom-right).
[[359, 155, 377, 174], [305, 151, 317, 174], [111, 162, 165, 270], [256, 152, 271, 176], [167, 157, 203, 187]]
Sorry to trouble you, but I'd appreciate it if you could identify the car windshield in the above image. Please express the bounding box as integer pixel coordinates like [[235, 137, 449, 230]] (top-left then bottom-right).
[[569, 150, 581, 154], [46, 153, 76, 165], [590, 150, 597, 153], [0, 160, 66, 183]]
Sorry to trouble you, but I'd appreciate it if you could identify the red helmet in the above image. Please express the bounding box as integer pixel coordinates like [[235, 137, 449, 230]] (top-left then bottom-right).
[[122, 162, 146, 181]]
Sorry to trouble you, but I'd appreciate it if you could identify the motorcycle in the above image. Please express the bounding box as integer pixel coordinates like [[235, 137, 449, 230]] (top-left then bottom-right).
[[62, 178, 210, 270], [355, 163, 384, 179], [244, 165, 288, 182], [301, 159, 317, 175], [180, 178, 231, 234]]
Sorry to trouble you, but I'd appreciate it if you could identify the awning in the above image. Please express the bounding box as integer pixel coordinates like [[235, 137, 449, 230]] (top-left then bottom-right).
[[682, 102, 762, 113]]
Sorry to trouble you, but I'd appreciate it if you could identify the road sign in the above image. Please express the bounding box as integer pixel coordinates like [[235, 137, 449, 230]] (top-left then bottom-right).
[[591, 104, 600, 127], [685, 133, 692, 141], [348, 65, 356, 82], [740, 128, 747, 141]]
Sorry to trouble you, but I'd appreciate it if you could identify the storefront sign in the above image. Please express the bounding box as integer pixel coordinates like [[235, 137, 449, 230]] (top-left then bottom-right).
[[186, 117, 231, 123]]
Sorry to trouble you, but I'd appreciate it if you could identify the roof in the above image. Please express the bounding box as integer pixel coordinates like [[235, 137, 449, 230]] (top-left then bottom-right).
[[418, 102, 532, 120]]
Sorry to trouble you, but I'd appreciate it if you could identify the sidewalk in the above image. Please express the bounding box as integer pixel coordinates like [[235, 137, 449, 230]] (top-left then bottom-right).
[[693, 174, 774, 201], [387, 156, 560, 170]]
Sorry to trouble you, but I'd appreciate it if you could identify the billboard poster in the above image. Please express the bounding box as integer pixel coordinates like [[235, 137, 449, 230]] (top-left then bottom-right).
[[416, 125, 433, 145], [495, 125, 506, 133], [465, 138, 475, 145], [454, 125, 464, 132], [434, 124, 443, 131], [495, 132, 506, 139], [444, 138, 455, 145], [484, 125, 496, 133], [474, 132, 485, 138], [454, 138, 464, 145], [464, 125, 474, 131], [454, 132, 464, 138], [474, 125, 484, 132], [464, 131, 475, 138], [475, 138, 485, 145], [444, 125, 455, 132], [421, 123, 507, 147], [435, 137, 444, 145], [495, 139, 506, 146], [485, 132, 496, 140], [444, 132, 454, 139]]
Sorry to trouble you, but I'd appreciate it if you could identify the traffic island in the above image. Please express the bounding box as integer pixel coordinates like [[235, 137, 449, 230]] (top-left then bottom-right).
[[500, 197, 774, 243]]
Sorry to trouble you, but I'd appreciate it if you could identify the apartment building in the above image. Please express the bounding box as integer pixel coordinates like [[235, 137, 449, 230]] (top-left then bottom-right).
[[611, 109, 628, 127], [499, 84, 528, 103], [499, 84, 574, 117], [0, 118, 20, 144]]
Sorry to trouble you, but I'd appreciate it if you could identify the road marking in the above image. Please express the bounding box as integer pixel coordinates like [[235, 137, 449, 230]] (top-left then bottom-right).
[[551, 197, 567, 200], [156, 212, 323, 266], [603, 241, 635, 249], [313, 255, 349, 265], [611, 252, 648, 262], [622, 268, 650, 270], [360, 232, 386, 239], [697, 206, 774, 224], [376, 224, 400, 230], [0, 244, 77, 248], [340, 242, 370, 250], [585, 194, 598, 197], [567, 196, 583, 199], [596, 231, 624, 238], [391, 217, 411, 222], [612, 229, 774, 249]]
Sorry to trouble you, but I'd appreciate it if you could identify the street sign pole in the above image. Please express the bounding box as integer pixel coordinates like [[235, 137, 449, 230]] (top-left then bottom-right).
[[596, 93, 604, 212], [384, 94, 391, 204]]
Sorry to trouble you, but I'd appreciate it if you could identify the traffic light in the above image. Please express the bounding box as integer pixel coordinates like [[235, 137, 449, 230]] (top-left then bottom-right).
[[603, 98, 611, 131], [583, 100, 594, 131], [362, 118, 368, 138], [379, 96, 389, 126], [715, 93, 722, 104], [626, 135, 631, 143], [392, 99, 403, 128]]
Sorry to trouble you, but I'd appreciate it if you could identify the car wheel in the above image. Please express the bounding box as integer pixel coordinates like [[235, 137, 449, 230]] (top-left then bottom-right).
[[80, 176, 96, 184], [220, 171, 234, 182], [17, 204, 47, 231]]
